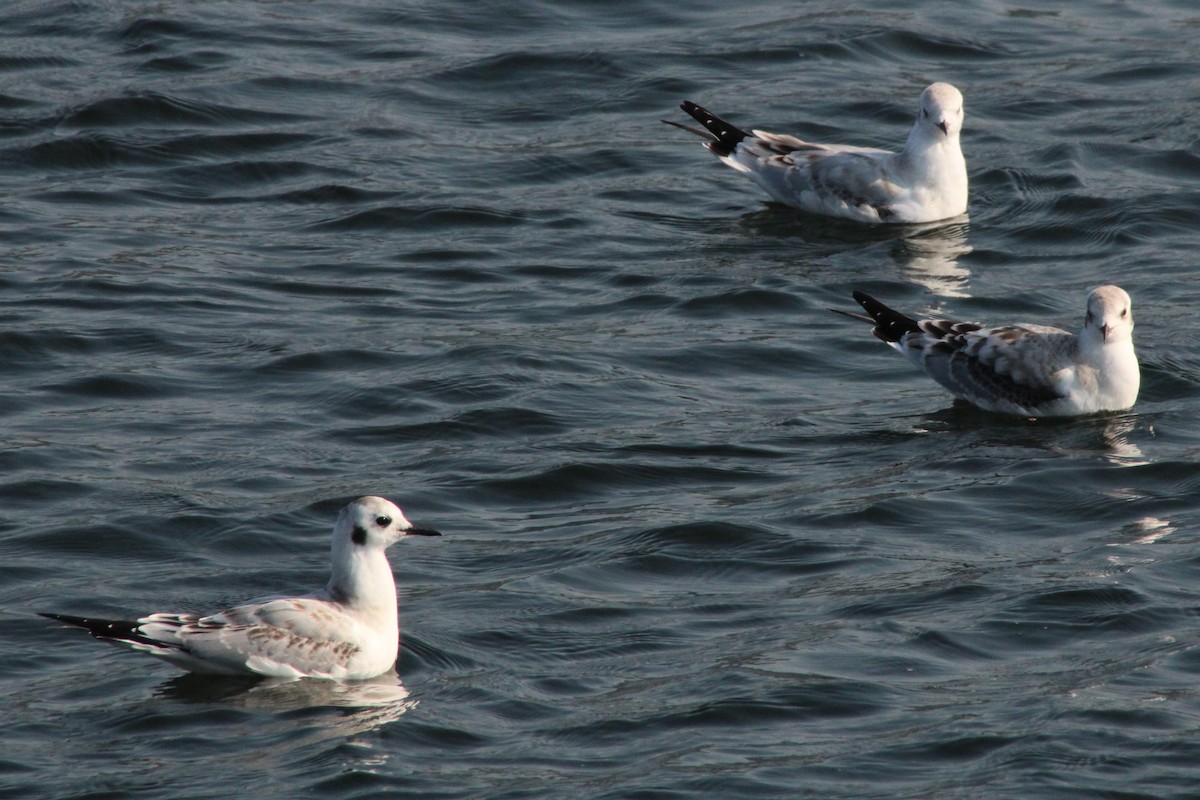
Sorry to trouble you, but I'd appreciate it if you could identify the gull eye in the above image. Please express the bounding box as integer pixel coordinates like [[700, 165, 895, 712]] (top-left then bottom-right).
[[375, 515, 392, 527], [1120, 308, 1128, 318], [921, 108, 929, 118]]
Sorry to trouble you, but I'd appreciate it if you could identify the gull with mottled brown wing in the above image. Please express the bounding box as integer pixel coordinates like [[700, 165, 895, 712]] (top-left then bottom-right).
[[837, 285, 1139, 417], [666, 82, 967, 224], [41, 496, 440, 680]]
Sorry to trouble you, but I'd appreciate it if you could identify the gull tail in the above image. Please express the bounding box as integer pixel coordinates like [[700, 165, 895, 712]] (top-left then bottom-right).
[[850, 291, 923, 343], [39, 612, 160, 647], [663, 101, 750, 157]]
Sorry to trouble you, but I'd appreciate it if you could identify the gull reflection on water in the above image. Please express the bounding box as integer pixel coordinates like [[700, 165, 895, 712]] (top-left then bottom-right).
[[891, 218, 973, 298], [159, 667, 417, 711], [156, 669, 419, 756], [733, 208, 973, 298], [1094, 414, 1148, 467]]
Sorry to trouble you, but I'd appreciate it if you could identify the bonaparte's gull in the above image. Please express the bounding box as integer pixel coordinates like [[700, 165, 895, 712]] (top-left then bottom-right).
[[41, 496, 440, 680], [667, 82, 967, 224], [838, 285, 1139, 416]]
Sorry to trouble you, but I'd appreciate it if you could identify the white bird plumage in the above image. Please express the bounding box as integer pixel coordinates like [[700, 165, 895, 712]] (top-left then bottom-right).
[[667, 82, 967, 224], [41, 496, 440, 680], [841, 285, 1140, 417]]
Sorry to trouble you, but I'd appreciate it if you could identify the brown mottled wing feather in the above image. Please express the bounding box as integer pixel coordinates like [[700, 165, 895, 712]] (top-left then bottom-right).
[[851, 292, 1070, 411], [176, 598, 364, 672]]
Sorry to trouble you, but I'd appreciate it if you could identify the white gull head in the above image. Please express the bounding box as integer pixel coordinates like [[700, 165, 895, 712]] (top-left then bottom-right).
[[1082, 284, 1134, 345], [327, 496, 441, 608], [914, 82, 964, 142]]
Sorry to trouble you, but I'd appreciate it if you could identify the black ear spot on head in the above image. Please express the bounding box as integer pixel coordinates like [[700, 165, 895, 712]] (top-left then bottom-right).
[[352, 525, 368, 546]]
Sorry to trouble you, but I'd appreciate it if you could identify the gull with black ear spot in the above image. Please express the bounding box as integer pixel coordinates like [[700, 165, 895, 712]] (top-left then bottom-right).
[[41, 496, 441, 680], [833, 285, 1140, 417], [665, 82, 968, 224]]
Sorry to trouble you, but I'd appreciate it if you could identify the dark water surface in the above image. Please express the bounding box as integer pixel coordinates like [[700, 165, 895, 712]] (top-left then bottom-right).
[[3, 1, 1200, 797]]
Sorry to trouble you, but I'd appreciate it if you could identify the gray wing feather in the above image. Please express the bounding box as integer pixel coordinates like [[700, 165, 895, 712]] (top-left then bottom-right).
[[915, 325, 1074, 410]]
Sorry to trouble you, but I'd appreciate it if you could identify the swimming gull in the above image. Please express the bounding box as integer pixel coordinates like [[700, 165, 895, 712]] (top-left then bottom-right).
[[666, 82, 967, 224], [41, 496, 441, 680], [837, 285, 1139, 416]]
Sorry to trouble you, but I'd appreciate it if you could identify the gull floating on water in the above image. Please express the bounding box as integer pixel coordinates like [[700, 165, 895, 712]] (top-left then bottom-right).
[[41, 496, 440, 680], [666, 82, 967, 224], [837, 285, 1139, 417]]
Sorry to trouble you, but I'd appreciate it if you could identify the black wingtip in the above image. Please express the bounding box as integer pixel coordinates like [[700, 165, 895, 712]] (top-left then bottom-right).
[[678, 100, 750, 158], [40, 612, 150, 643], [851, 291, 922, 343]]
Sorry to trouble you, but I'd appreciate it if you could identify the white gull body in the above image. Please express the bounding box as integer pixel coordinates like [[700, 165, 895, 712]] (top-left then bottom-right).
[[42, 496, 440, 680], [669, 82, 967, 224], [844, 285, 1139, 417]]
